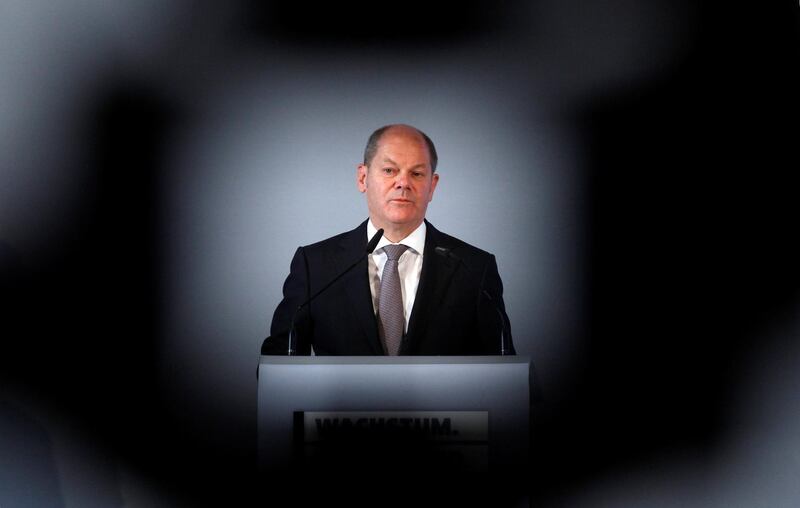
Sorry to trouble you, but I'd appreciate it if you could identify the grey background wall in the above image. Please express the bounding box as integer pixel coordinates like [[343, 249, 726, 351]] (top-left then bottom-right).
[[1, 1, 798, 507]]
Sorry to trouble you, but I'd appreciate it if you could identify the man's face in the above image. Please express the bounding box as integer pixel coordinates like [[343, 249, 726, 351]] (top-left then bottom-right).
[[357, 128, 439, 235]]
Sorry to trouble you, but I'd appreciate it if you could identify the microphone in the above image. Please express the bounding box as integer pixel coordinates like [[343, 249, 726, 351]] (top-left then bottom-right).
[[285, 228, 384, 355], [434, 246, 512, 355]]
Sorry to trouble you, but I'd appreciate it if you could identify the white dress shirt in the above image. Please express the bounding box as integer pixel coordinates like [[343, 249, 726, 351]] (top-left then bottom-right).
[[367, 219, 426, 333]]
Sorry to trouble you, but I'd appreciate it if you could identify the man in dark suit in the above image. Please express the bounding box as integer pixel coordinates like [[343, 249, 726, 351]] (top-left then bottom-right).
[[262, 124, 513, 356]]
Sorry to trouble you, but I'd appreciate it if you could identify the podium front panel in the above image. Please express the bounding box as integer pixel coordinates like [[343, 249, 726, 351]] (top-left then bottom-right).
[[258, 356, 530, 474]]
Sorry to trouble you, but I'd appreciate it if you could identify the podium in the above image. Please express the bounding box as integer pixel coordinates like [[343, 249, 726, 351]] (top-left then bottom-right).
[[257, 356, 531, 479]]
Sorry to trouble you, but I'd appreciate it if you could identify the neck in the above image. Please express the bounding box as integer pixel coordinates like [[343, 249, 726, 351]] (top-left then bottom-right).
[[373, 220, 422, 243]]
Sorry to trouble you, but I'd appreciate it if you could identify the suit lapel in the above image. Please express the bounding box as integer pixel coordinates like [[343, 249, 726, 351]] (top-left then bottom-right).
[[336, 221, 384, 355], [402, 221, 460, 354]]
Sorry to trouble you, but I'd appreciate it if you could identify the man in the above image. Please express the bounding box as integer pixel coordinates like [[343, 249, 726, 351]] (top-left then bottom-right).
[[262, 124, 513, 356]]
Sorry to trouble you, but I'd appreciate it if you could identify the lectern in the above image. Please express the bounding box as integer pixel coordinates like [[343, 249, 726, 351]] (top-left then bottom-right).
[[258, 356, 530, 475]]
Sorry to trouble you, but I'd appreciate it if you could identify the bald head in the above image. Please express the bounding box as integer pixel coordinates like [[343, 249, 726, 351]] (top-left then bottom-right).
[[363, 124, 438, 172]]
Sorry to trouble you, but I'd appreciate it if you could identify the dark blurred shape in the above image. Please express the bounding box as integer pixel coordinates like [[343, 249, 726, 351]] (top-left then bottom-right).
[[531, 0, 798, 500], [239, 0, 514, 47], [0, 398, 64, 508], [1, 75, 176, 490]]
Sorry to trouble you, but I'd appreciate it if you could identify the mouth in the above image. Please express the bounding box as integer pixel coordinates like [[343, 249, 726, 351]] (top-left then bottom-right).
[[390, 198, 413, 204]]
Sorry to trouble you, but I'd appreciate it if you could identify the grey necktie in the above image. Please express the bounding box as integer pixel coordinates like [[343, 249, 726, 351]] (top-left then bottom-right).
[[378, 244, 410, 356]]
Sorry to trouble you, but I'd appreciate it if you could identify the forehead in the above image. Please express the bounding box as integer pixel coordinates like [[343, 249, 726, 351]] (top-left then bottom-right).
[[374, 129, 430, 164]]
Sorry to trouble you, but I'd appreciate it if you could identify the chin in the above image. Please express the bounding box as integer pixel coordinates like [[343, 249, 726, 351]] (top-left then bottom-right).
[[387, 214, 419, 225]]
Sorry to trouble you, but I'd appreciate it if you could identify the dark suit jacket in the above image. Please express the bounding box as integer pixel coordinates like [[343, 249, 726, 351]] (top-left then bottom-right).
[[261, 219, 514, 355]]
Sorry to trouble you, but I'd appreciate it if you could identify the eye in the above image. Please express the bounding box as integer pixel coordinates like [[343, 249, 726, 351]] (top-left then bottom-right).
[[382, 167, 395, 175], [412, 171, 424, 178]]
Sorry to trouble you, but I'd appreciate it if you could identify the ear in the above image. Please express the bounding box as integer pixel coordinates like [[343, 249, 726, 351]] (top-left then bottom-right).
[[428, 172, 440, 202], [356, 164, 368, 193]]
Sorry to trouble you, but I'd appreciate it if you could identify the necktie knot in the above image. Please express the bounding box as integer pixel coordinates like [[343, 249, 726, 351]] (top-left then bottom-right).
[[383, 244, 409, 261]]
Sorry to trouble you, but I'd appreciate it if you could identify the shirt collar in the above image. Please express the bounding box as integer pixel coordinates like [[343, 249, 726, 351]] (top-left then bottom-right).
[[367, 219, 426, 256]]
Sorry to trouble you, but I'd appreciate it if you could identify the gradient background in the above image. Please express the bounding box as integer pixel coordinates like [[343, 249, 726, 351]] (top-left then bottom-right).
[[1, 1, 798, 506]]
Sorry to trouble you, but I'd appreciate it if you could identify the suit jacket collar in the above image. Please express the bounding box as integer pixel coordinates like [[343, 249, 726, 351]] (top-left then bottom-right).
[[336, 220, 384, 354], [401, 220, 461, 354]]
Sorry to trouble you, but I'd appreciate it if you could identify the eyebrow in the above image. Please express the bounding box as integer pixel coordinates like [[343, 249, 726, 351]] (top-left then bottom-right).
[[381, 158, 428, 171]]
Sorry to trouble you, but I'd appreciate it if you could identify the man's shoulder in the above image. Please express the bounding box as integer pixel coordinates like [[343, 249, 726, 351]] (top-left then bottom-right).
[[296, 220, 496, 262], [300, 220, 366, 254], [426, 221, 494, 261]]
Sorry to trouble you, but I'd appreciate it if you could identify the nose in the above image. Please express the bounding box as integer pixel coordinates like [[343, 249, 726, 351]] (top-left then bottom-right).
[[394, 171, 410, 189]]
